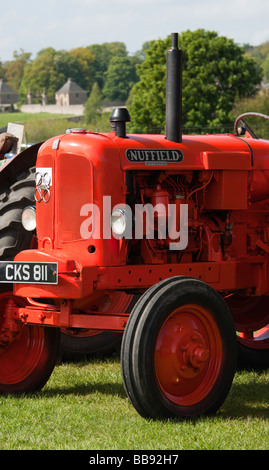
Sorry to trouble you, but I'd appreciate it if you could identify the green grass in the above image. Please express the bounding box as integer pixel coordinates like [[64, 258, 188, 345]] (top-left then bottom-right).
[[0, 111, 115, 143], [0, 112, 80, 143], [0, 356, 268, 450], [0, 112, 72, 128]]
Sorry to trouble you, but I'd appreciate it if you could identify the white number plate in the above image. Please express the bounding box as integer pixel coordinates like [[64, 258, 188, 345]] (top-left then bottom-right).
[[0, 262, 58, 284]]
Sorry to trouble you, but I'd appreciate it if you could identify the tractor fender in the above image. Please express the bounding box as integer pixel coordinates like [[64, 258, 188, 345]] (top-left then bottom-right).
[[0, 142, 42, 186]]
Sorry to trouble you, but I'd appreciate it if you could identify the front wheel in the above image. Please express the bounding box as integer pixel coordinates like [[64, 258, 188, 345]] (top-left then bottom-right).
[[121, 276, 237, 419]]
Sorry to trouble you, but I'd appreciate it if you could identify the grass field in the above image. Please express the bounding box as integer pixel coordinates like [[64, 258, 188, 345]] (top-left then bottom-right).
[[0, 112, 72, 129], [0, 355, 268, 450], [0, 111, 87, 143]]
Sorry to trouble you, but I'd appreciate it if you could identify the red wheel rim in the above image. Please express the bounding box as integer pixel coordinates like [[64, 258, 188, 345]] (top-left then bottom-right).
[[0, 324, 45, 385], [154, 304, 223, 406], [0, 293, 45, 385], [237, 325, 269, 350], [225, 295, 269, 351]]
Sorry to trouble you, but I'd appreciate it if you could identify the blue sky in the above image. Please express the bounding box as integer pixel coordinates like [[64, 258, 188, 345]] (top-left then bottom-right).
[[1, 0, 269, 61]]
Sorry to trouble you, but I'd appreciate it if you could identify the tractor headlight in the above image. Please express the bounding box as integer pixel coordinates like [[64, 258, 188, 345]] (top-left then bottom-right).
[[22, 205, 36, 231], [110, 208, 127, 237]]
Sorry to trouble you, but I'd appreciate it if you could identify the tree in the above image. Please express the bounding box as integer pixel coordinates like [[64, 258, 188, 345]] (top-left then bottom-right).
[[19, 48, 87, 103], [4, 50, 31, 92], [127, 38, 166, 133], [244, 41, 269, 83], [128, 29, 262, 133], [84, 82, 102, 124], [0, 60, 5, 80], [262, 54, 269, 82], [19, 48, 63, 103], [68, 47, 95, 91], [102, 56, 138, 101], [87, 42, 127, 90]]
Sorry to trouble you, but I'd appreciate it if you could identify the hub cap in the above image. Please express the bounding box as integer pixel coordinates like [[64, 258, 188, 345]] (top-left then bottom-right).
[[154, 304, 223, 406]]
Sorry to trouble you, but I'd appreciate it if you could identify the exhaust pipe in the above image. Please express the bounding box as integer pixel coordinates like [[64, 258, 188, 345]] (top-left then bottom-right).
[[165, 33, 182, 143]]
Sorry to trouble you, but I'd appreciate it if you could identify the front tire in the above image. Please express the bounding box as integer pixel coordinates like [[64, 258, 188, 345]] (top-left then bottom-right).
[[121, 276, 237, 419]]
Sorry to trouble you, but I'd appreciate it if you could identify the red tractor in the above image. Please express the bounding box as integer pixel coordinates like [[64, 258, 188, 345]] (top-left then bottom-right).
[[0, 33, 268, 419]]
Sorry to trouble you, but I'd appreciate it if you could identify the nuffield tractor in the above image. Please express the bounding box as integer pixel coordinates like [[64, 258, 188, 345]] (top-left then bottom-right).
[[0, 33, 268, 419]]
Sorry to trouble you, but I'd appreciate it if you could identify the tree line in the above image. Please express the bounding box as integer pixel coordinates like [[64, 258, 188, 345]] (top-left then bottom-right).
[[0, 42, 141, 104], [1, 29, 269, 135]]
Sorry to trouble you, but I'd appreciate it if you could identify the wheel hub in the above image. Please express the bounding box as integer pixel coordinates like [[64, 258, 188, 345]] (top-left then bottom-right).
[[175, 329, 210, 380], [154, 304, 222, 405], [184, 340, 210, 369]]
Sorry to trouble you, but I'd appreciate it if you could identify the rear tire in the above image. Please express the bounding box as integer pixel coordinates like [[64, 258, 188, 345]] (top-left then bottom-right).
[[225, 295, 269, 370], [0, 166, 36, 262], [236, 324, 269, 370]]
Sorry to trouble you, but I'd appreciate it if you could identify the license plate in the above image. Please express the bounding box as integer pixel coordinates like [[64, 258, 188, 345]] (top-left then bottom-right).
[[0, 262, 58, 284]]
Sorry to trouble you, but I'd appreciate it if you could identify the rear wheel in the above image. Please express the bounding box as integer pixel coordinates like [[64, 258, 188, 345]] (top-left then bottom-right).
[[225, 295, 269, 369], [121, 276, 237, 419], [0, 166, 36, 262], [0, 292, 60, 394]]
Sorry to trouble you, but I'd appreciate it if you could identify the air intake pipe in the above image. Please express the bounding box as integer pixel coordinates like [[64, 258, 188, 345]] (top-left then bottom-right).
[[110, 107, 131, 138], [165, 33, 182, 143]]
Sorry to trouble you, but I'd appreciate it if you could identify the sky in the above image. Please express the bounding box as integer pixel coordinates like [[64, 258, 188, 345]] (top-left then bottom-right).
[[1, 0, 269, 62]]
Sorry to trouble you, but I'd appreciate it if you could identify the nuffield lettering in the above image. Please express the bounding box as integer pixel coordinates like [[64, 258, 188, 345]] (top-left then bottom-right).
[[126, 149, 183, 164]]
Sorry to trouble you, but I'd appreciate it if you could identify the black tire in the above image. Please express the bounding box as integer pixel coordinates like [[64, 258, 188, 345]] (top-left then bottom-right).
[[121, 276, 237, 419], [60, 331, 123, 360], [224, 295, 269, 370], [237, 339, 269, 370], [121, 277, 188, 418], [0, 166, 36, 261], [60, 294, 139, 360]]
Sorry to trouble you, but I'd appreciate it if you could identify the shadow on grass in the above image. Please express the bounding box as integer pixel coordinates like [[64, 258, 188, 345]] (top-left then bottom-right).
[[222, 377, 269, 419], [42, 381, 127, 399], [40, 360, 269, 420], [42, 355, 127, 398]]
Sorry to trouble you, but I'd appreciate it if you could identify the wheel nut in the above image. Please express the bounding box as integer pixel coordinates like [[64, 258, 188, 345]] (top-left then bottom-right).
[[191, 346, 209, 367]]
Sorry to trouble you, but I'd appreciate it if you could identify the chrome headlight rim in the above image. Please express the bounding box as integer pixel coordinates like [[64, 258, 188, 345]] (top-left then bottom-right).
[[21, 205, 36, 232], [110, 208, 128, 237]]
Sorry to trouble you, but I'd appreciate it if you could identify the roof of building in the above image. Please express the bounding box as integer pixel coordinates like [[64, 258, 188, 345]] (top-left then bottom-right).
[[0, 79, 18, 95], [56, 78, 86, 94]]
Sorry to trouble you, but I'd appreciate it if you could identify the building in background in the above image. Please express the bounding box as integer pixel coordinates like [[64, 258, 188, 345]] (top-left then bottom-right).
[[55, 78, 87, 106], [0, 80, 18, 110]]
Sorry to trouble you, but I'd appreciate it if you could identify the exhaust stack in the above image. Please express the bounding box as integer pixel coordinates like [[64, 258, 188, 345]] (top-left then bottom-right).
[[165, 33, 182, 143]]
